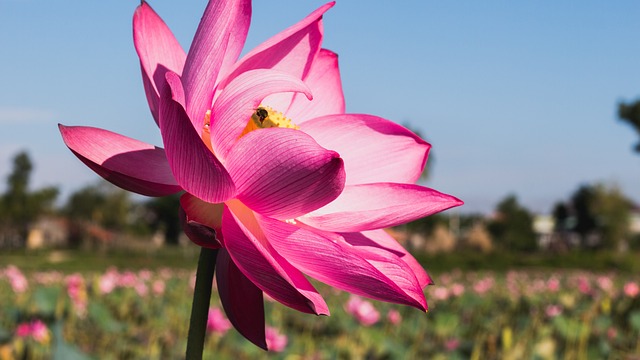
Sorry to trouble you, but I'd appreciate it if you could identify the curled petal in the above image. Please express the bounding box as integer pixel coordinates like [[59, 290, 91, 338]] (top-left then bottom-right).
[[159, 72, 235, 203], [258, 215, 427, 310], [301, 183, 463, 232], [352, 229, 433, 288], [225, 128, 345, 220], [284, 49, 345, 123], [216, 249, 267, 349], [180, 193, 224, 248], [210, 69, 312, 160], [133, 2, 186, 124], [182, 0, 251, 132], [221, 201, 329, 315], [300, 114, 429, 185], [59, 124, 181, 197]]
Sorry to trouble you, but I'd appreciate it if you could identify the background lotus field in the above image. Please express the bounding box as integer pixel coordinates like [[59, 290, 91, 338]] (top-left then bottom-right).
[[1, 251, 639, 359]]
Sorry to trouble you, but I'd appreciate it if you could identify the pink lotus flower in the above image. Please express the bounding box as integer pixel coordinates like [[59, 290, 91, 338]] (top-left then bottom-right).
[[545, 304, 563, 318], [152, 279, 166, 295], [5, 265, 28, 294], [59, 0, 461, 349], [29, 320, 50, 344], [66, 273, 88, 317], [15, 323, 31, 338], [265, 327, 288, 352], [345, 295, 380, 326], [387, 309, 402, 325], [450, 283, 465, 297], [207, 308, 232, 335], [15, 320, 50, 344], [624, 282, 639, 298]]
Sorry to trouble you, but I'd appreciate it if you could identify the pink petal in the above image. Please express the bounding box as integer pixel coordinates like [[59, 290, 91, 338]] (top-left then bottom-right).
[[210, 69, 312, 160], [182, 0, 251, 132], [258, 215, 427, 310], [300, 114, 429, 185], [219, 2, 334, 91], [216, 249, 267, 350], [133, 2, 186, 124], [221, 201, 329, 315], [159, 71, 235, 203], [338, 231, 429, 310], [301, 183, 464, 232], [179, 193, 224, 248], [180, 193, 224, 231], [225, 128, 345, 220], [354, 229, 433, 288], [284, 49, 345, 123], [59, 124, 181, 197]]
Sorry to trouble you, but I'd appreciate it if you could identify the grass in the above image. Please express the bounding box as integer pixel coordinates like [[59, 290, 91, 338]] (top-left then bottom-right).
[[2, 246, 638, 274]]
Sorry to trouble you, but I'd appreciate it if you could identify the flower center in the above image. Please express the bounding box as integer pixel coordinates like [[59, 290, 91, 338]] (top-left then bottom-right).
[[240, 106, 299, 137]]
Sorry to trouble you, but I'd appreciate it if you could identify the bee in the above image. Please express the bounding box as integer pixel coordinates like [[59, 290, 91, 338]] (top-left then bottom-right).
[[255, 107, 269, 123]]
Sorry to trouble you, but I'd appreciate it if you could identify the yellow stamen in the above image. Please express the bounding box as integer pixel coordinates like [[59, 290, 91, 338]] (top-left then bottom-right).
[[240, 106, 299, 137]]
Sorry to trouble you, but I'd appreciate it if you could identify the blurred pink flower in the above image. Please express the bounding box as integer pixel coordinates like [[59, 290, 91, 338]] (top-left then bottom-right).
[[473, 277, 494, 295], [152, 280, 166, 295], [432, 286, 450, 301], [345, 296, 380, 326], [545, 304, 563, 318], [135, 282, 149, 297], [624, 282, 639, 298], [66, 273, 88, 317], [576, 276, 592, 295], [547, 277, 560, 292], [207, 308, 232, 335], [15, 320, 50, 344], [29, 320, 50, 344], [5, 265, 28, 293], [450, 283, 465, 297], [99, 272, 118, 295], [597, 275, 613, 293], [386, 309, 402, 325], [265, 327, 288, 352], [445, 338, 460, 352], [118, 271, 137, 288], [138, 270, 153, 281], [607, 327, 617, 341], [15, 323, 31, 338], [58, 0, 461, 349]]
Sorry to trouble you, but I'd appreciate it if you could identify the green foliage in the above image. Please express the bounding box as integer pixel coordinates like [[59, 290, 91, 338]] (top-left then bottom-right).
[[2, 265, 639, 359], [64, 181, 132, 231], [557, 183, 633, 250], [488, 194, 537, 252], [618, 98, 640, 152], [0, 151, 59, 244], [144, 194, 182, 245]]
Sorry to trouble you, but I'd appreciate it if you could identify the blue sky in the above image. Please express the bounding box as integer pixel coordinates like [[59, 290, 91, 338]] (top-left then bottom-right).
[[1, 1, 639, 213]]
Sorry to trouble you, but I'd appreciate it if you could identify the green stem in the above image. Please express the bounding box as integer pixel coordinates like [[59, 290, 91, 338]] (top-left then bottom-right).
[[186, 247, 218, 360]]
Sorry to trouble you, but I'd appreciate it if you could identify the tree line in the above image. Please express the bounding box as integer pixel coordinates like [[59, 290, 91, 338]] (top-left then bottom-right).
[[0, 151, 181, 248]]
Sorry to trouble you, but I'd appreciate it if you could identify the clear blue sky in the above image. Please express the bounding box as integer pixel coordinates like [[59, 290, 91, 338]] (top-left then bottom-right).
[[1, 1, 639, 213]]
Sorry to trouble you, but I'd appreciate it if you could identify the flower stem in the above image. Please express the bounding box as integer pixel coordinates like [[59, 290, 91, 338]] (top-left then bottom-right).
[[186, 247, 218, 360]]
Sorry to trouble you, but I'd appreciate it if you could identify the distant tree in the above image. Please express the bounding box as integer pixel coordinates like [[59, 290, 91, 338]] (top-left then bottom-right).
[[590, 184, 632, 250], [570, 185, 598, 246], [0, 151, 58, 245], [64, 181, 132, 231], [551, 202, 570, 231], [144, 194, 182, 245], [618, 98, 640, 152], [561, 183, 633, 250], [487, 194, 537, 252]]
